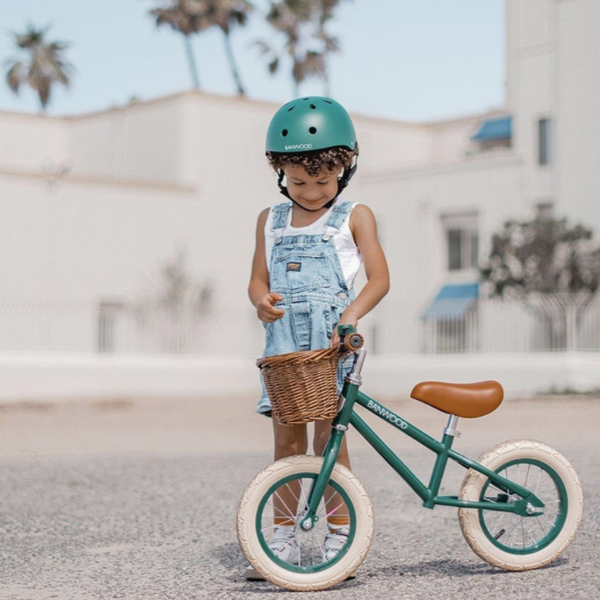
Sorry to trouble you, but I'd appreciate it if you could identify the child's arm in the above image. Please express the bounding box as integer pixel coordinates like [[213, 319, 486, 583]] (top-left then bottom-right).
[[333, 204, 390, 345], [249, 209, 286, 323]]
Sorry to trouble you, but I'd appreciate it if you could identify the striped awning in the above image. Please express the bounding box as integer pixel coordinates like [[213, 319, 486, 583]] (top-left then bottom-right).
[[422, 282, 479, 320], [471, 116, 512, 142]]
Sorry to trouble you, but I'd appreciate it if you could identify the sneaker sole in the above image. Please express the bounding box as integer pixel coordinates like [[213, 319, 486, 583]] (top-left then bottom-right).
[[245, 567, 265, 581]]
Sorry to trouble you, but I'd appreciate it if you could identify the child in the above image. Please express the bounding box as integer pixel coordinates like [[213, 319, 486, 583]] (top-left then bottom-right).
[[248, 96, 389, 575]]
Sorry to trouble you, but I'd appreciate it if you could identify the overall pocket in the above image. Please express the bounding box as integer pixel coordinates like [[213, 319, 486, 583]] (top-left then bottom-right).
[[271, 249, 331, 294]]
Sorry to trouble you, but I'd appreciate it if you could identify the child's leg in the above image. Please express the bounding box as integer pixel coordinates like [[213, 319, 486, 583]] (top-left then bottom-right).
[[313, 421, 351, 527], [272, 419, 309, 525]]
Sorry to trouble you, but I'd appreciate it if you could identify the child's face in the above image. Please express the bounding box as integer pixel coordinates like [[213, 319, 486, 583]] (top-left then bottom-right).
[[282, 164, 341, 210]]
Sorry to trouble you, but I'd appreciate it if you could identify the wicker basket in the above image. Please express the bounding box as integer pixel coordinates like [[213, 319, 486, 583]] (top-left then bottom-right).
[[257, 347, 343, 425]]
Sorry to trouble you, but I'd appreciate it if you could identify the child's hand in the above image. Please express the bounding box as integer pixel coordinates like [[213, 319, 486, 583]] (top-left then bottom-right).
[[330, 312, 358, 347], [256, 292, 285, 323]]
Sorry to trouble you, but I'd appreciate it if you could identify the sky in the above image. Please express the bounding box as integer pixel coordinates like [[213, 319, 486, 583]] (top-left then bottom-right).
[[0, 0, 505, 123]]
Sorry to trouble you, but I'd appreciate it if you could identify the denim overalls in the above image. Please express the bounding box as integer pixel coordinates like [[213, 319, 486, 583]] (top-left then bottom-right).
[[257, 200, 356, 416]]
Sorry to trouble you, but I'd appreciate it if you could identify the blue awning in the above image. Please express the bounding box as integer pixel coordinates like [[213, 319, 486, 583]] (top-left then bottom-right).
[[471, 116, 512, 142], [422, 282, 479, 320]]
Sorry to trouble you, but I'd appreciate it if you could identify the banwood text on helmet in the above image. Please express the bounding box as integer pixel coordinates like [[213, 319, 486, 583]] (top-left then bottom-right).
[[266, 96, 359, 203]]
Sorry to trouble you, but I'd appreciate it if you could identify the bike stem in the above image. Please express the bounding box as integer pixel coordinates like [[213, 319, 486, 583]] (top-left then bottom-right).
[[300, 347, 366, 532]]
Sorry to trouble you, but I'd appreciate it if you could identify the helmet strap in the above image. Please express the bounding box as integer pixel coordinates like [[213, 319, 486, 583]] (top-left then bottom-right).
[[275, 145, 359, 212], [276, 170, 336, 212]]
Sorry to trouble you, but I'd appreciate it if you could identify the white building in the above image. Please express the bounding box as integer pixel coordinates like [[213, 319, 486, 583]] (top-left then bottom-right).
[[0, 0, 599, 399]]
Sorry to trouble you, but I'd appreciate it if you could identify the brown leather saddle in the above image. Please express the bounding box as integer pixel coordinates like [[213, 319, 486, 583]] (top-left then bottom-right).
[[410, 380, 504, 418]]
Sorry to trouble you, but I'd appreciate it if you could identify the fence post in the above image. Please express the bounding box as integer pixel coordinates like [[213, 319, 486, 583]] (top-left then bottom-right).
[[566, 304, 576, 351]]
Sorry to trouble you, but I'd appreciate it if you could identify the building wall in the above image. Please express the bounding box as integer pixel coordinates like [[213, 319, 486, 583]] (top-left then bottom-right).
[[359, 154, 522, 354], [555, 0, 600, 224], [506, 0, 556, 207], [67, 96, 188, 185], [0, 111, 69, 173], [0, 93, 440, 357], [507, 0, 600, 229], [0, 0, 599, 364]]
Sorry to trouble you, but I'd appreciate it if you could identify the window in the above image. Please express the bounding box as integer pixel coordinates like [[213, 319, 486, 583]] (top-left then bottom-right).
[[536, 202, 554, 220], [538, 117, 552, 165], [442, 213, 479, 272]]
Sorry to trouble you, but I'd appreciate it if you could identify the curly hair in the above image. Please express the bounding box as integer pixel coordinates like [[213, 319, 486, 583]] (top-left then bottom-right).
[[266, 147, 357, 177]]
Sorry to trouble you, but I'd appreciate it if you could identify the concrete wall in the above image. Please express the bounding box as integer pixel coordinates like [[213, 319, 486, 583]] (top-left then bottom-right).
[[0, 351, 597, 403], [358, 154, 522, 354], [1, 0, 600, 402], [507, 0, 600, 230], [506, 0, 556, 207], [0, 111, 69, 172], [555, 0, 600, 225]]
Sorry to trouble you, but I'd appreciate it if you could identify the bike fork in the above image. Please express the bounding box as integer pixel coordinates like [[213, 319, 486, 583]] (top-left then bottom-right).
[[300, 348, 367, 532]]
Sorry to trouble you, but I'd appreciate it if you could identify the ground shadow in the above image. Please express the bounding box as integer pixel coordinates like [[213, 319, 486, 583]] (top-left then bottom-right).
[[211, 541, 568, 594], [212, 541, 367, 593], [365, 556, 568, 579]]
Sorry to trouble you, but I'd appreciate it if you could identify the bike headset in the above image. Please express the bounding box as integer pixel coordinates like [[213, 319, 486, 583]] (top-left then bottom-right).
[[265, 96, 359, 212]]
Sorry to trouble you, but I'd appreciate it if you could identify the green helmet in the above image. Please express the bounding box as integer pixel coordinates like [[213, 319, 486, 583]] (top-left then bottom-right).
[[266, 96, 357, 154]]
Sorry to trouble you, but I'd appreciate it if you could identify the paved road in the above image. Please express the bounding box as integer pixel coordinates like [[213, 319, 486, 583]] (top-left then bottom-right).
[[0, 395, 598, 599]]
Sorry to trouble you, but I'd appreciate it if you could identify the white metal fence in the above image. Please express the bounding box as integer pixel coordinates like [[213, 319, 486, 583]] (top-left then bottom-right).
[[423, 294, 600, 353], [0, 295, 599, 355], [97, 303, 216, 354], [0, 298, 221, 355], [0, 298, 96, 352]]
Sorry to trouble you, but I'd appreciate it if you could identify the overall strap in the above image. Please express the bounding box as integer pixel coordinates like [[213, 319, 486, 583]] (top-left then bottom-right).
[[270, 202, 292, 231], [324, 201, 355, 233]]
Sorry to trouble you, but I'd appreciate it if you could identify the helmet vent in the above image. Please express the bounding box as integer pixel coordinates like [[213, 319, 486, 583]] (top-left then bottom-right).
[[282, 129, 289, 137], [309, 127, 317, 134], [287, 105, 295, 111], [310, 104, 316, 109], [323, 100, 332, 104]]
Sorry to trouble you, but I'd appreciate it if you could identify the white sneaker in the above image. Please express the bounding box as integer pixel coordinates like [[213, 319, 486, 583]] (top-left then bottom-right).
[[268, 526, 300, 564], [245, 564, 264, 580], [245, 526, 300, 580], [323, 525, 349, 562]]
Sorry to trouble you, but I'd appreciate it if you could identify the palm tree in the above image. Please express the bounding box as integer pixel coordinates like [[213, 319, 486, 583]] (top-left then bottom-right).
[[258, 0, 317, 97], [203, 1, 254, 96], [149, 0, 211, 89], [258, 0, 346, 96], [5, 24, 73, 112]]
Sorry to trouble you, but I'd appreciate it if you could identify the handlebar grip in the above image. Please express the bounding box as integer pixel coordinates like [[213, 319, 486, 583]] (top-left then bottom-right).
[[343, 333, 364, 351]]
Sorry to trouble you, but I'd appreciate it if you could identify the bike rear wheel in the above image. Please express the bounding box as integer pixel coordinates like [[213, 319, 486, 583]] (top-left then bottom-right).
[[458, 439, 583, 570], [237, 455, 374, 591]]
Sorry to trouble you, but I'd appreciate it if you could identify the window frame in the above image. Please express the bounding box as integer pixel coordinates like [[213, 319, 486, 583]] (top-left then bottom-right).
[[441, 212, 480, 273], [538, 117, 552, 166]]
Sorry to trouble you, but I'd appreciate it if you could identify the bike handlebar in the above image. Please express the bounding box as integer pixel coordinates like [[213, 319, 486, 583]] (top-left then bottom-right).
[[337, 324, 364, 352]]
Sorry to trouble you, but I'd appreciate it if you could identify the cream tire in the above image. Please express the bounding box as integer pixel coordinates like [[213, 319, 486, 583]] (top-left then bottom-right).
[[237, 455, 374, 591], [458, 439, 583, 571]]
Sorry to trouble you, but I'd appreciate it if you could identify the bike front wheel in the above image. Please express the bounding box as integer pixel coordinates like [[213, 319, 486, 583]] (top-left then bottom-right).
[[237, 455, 374, 591], [458, 439, 583, 570]]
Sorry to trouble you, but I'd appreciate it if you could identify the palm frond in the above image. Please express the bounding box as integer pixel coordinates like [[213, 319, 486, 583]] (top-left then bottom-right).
[[261, 0, 348, 92], [6, 61, 25, 93], [268, 56, 280, 74], [254, 40, 274, 56], [302, 50, 325, 77], [5, 23, 73, 110]]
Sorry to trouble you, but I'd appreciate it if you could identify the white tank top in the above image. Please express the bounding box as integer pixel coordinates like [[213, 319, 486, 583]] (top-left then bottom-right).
[[264, 199, 363, 289]]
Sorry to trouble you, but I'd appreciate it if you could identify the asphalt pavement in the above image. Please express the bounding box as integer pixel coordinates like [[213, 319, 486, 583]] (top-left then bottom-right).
[[0, 395, 598, 600]]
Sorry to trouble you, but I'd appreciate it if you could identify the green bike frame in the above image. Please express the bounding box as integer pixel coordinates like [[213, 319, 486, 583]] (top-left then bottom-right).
[[299, 346, 545, 532]]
